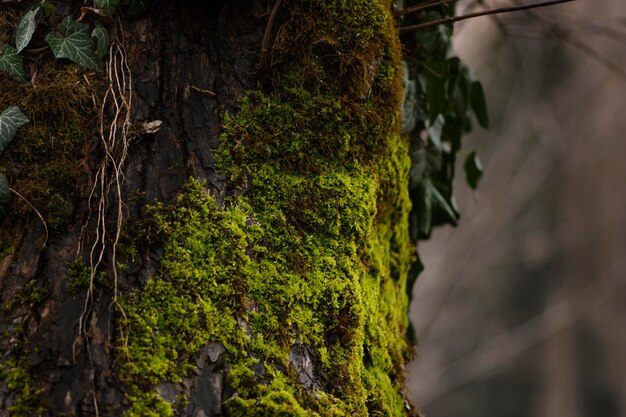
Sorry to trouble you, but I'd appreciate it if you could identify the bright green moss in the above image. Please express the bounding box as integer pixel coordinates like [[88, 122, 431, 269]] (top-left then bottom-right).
[[0, 355, 45, 416], [67, 260, 92, 295], [120, 0, 414, 415]]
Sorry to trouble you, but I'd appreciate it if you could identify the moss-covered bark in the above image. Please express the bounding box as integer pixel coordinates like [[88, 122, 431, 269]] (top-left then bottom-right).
[[1, 1, 418, 416], [119, 1, 415, 415]]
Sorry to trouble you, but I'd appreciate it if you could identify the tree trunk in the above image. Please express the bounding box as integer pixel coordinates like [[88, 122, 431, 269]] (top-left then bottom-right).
[[1, 1, 416, 416]]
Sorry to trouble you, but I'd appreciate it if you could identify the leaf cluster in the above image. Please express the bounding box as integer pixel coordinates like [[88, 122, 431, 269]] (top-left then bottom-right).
[[0, 3, 111, 82], [0, 0, 115, 221], [399, 4, 488, 240]]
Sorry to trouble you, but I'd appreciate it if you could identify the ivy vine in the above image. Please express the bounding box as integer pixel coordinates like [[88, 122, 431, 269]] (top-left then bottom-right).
[[0, 0, 130, 219], [398, 3, 488, 241]]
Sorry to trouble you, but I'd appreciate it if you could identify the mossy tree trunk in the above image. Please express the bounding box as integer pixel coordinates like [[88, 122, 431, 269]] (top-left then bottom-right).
[[1, 1, 416, 416]]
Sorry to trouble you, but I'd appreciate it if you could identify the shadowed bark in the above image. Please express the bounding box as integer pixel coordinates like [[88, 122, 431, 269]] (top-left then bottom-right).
[[1, 2, 267, 415]]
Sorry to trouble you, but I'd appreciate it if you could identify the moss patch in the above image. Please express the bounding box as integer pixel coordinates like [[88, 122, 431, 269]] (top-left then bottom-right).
[[120, 0, 414, 416], [0, 64, 102, 237], [0, 354, 45, 417]]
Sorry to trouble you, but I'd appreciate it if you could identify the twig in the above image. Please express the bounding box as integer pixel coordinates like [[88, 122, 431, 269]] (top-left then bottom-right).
[[190, 85, 217, 97], [398, 0, 576, 33], [562, 35, 626, 82], [260, 0, 283, 70], [10, 187, 48, 248], [394, 0, 451, 18], [506, 0, 626, 82]]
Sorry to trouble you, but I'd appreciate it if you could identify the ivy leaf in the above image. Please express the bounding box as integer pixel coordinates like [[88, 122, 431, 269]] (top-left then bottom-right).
[[0, 106, 30, 154], [0, 45, 28, 82], [91, 25, 109, 59], [45, 17, 101, 70], [40, 0, 56, 17], [429, 181, 460, 226], [15, 7, 39, 53], [0, 173, 10, 220], [470, 80, 489, 129], [415, 12, 452, 61], [424, 60, 447, 124], [94, 0, 120, 16], [464, 151, 483, 190]]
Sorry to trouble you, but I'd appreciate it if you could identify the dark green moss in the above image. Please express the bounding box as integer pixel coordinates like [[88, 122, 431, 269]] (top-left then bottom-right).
[[46, 194, 71, 237], [0, 239, 13, 260], [67, 260, 92, 295], [0, 353, 45, 416], [15, 279, 49, 307], [0, 64, 103, 236]]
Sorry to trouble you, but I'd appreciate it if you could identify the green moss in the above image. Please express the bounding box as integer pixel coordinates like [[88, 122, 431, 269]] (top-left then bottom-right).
[[120, 0, 414, 416], [125, 391, 175, 417], [46, 193, 72, 237], [0, 239, 13, 260], [67, 260, 91, 295], [0, 63, 103, 235], [15, 279, 49, 307], [0, 354, 45, 416]]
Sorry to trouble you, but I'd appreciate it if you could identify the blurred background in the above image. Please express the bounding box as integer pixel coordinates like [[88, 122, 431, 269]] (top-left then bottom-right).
[[406, 1, 626, 416]]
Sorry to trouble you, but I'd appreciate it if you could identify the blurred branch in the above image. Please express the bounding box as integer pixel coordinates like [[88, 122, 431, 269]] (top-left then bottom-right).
[[260, 0, 283, 70], [394, 0, 451, 18], [567, 22, 626, 45], [561, 36, 626, 82], [417, 262, 626, 406], [505, 0, 626, 82], [398, 0, 576, 33]]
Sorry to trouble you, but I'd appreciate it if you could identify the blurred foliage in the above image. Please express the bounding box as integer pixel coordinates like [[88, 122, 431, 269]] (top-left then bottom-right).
[[399, 2, 488, 240]]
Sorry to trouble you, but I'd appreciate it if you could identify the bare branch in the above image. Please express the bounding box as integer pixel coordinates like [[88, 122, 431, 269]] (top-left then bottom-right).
[[394, 0, 452, 18], [398, 0, 577, 33], [10, 187, 48, 248]]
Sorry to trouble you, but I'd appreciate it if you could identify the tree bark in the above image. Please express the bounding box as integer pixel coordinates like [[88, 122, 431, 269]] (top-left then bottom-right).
[[1, 1, 415, 416]]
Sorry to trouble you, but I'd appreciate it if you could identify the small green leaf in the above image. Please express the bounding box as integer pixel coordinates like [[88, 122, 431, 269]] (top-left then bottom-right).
[[470, 80, 489, 129], [415, 12, 452, 61], [0, 106, 29, 153], [0, 173, 10, 220], [15, 7, 39, 53], [416, 180, 432, 239], [424, 60, 447, 124], [45, 17, 101, 70], [40, 0, 56, 17], [429, 182, 459, 225], [464, 151, 483, 190], [0, 45, 28, 82], [94, 0, 120, 16], [91, 25, 109, 59]]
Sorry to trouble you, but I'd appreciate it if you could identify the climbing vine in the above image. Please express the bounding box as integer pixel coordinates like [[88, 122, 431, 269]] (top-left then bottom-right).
[[396, 2, 488, 242]]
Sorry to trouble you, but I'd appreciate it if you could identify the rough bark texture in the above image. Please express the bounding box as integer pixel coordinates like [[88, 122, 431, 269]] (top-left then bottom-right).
[[1, 2, 265, 415], [1, 1, 414, 416]]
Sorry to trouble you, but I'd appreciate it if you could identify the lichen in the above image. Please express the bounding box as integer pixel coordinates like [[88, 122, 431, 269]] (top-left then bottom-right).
[[119, 0, 415, 415]]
